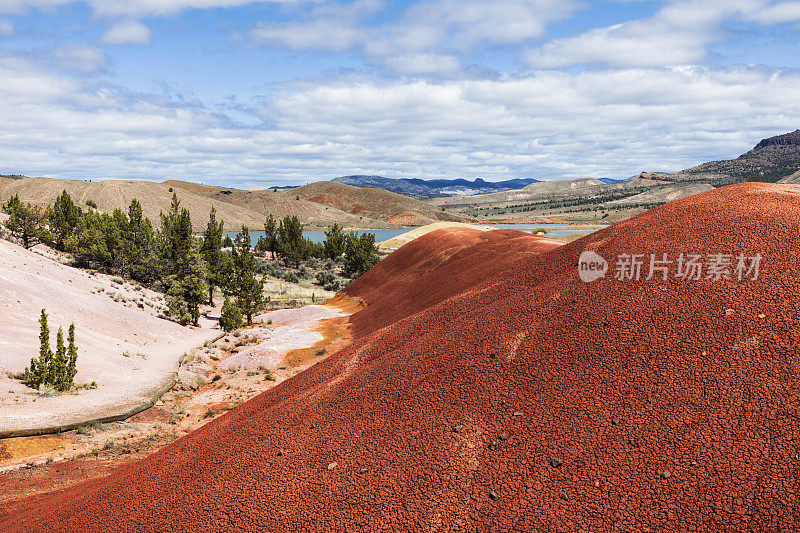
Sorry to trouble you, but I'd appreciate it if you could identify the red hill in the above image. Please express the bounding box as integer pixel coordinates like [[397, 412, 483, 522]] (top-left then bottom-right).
[[2, 182, 799, 531]]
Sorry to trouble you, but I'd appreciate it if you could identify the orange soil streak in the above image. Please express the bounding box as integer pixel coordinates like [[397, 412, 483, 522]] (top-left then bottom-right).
[[0, 435, 73, 466]]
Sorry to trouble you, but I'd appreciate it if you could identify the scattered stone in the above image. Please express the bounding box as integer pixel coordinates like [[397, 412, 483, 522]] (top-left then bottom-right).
[[358, 468, 368, 474], [612, 417, 621, 426], [489, 353, 497, 359], [725, 308, 735, 316], [327, 462, 337, 471], [758, 313, 766, 319], [661, 470, 671, 479], [690, 461, 698, 467], [550, 457, 562, 468], [498, 432, 509, 441], [488, 440, 498, 450], [489, 491, 500, 501], [453, 425, 463, 433], [276, 449, 284, 457], [560, 493, 569, 501], [513, 410, 524, 416], [594, 480, 600, 488]]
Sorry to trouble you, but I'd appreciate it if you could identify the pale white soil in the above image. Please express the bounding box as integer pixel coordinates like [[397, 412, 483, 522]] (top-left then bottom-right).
[[221, 305, 347, 370], [0, 240, 219, 435]]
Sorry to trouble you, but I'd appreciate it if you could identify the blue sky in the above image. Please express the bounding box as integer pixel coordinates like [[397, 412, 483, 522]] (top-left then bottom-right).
[[1, 0, 800, 187]]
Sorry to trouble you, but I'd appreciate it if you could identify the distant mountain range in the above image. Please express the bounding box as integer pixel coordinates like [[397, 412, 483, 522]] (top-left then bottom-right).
[[332, 175, 542, 198]]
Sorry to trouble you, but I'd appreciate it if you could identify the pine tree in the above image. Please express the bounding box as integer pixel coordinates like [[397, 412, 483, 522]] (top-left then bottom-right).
[[49, 190, 82, 251], [232, 226, 265, 324], [125, 199, 156, 283], [276, 215, 307, 267], [51, 327, 68, 390], [264, 214, 278, 257], [344, 232, 380, 277], [66, 323, 78, 387], [24, 309, 53, 388], [160, 194, 208, 325], [219, 296, 243, 332], [3, 195, 50, 249], [323, 223, 346, 259], [201, 207, 230, 305]]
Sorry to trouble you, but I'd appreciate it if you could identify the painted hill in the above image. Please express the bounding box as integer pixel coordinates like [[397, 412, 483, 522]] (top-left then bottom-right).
[[292, 181, 466, 226], [332, 175, 541, 198], [2, 182, 799, 531]]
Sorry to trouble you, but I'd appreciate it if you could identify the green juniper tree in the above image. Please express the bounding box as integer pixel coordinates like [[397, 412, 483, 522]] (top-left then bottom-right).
[[201, 207, 231, 305], [51, 327, 68, 390], [23, 309, 78, 391], [344, 232, 380, 278], [219, 296, 243, 332], [160, 193, 208, 325], [3, 195, 50, 249], [231, 226, 265, 325], [66, 323, 78, 386], [276, 215, 307, 268], [263, 214, 278, 257], [124, 199, 157, 283], [323, 223, 346, 259], [49, 190, 82, 251]]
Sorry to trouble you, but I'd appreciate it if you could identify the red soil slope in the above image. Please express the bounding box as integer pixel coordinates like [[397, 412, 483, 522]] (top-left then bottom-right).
[[2, 182, 800, 531]]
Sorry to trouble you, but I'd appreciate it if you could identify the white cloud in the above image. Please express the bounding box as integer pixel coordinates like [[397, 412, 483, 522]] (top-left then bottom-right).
[[524, 0, 779, 68], [1, 49, 798, 186], [251, 0, 580, 75], [745, 1, 800, 23], [100, 21, 151, 45], [0, 21, 14, 36], [251, 0, 383, 51], [50, 44, 109, 73], [0, 0, 298, 17]]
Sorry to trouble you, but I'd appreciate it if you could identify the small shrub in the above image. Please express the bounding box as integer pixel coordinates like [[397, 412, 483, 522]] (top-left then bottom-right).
[[219, 297, 243, 332], [246, 370, 258, 377], [315, 348, 326, 356], [211, 374, 221, 382], [282, 272, 299, 284], [111, 277, 124, 285]]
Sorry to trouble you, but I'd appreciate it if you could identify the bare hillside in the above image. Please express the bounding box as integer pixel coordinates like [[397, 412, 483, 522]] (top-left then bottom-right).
[[0, 177, 397, 231], [0, 177, 272, 232], [164, 180, 394, 229], [292, 181, 465, 226], [0, 240, 216, 435]]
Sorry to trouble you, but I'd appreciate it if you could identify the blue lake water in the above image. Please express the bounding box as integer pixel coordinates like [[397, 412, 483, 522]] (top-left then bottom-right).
[[226, 223, 607, 244]]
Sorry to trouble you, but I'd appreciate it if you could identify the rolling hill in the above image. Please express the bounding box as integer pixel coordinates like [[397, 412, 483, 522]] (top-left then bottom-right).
[[292, 181, 466, 226], [0, 176, 465, 232], [2, 182, 799, 530]]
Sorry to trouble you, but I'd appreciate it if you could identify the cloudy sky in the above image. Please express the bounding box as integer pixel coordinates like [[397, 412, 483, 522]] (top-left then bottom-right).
[[1, 0, 800, 187]]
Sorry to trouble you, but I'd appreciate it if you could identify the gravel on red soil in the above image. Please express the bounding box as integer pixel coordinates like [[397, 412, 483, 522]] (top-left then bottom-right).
[[2, 182, 799, 531]]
